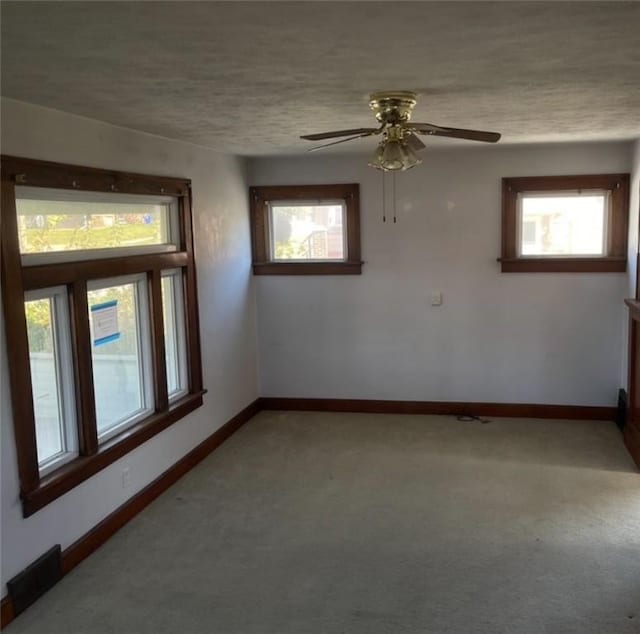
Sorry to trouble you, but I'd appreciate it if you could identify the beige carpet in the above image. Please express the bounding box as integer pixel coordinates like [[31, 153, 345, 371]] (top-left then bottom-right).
[[6, 411, 640, 633]]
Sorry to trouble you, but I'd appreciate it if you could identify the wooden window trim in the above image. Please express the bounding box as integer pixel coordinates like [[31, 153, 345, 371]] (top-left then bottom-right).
[[500, 173, 630, 273], [249, 183, 363, 275], [21, 393, 204, 516], [1, 155, 204, 517]]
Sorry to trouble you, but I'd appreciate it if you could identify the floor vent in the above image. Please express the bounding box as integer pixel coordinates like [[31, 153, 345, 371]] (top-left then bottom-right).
[[616, 388, 627, 432], [7, 545, 62, 616]]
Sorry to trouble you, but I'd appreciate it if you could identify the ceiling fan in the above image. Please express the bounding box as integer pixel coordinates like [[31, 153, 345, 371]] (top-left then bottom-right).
[[300, 91, 501, 171]]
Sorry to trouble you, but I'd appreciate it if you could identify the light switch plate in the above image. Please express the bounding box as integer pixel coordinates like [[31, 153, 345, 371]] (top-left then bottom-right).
[[430, 292, 443, 306]]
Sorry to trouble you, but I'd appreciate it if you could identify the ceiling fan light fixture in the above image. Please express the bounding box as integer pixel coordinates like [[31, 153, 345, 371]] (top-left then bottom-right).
[[368, 143, 386, 170], [399, 142, 422, 170], [368, 140, 422, 171], [381, 140, 405, 170]]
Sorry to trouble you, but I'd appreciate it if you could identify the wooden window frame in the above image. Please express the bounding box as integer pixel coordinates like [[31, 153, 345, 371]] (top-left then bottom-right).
[[249, 183, 363, 275], [500, 173, 630, 273], [1, 155, 204, 517]]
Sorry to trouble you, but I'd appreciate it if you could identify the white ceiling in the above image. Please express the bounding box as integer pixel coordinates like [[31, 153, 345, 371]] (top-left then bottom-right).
[[2, 1, 639, 156]]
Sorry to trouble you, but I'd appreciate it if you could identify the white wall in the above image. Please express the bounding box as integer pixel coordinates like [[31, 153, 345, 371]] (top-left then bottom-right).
[[0, 99, 259, 593], [249, 142, 633, 406]]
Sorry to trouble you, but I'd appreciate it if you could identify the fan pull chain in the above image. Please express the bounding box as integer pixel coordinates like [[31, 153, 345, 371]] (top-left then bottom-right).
[[382, 169, 386, 222], [392, 171, 397, 223], [381, 171, 399, 224]]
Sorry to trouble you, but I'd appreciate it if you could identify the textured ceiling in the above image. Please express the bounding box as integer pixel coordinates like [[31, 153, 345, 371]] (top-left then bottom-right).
[[2, 1, 639, 156]]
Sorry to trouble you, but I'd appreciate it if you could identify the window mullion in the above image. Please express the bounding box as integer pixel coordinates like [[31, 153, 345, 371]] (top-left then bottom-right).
[[68, 280, 98, 456], [22, 252, 189, 291], [148, 270, 169, 412]]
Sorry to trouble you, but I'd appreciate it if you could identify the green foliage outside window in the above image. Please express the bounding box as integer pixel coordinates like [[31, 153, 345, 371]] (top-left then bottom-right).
[[274, 241, 310, 259], [25, 300, 53, 353], [19, 214, 162, 254]]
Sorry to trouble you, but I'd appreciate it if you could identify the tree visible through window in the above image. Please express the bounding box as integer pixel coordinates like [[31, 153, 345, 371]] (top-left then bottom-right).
[[16, 187, 175, 256]]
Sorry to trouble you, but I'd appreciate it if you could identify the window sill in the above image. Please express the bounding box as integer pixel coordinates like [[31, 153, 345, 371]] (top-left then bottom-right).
[[21, 391, 205, 517], [500, 256, 626, 273], [252, 261, 363, 276]]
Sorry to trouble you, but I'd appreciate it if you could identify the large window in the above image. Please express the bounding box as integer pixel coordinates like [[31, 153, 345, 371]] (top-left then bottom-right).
[[249, 184, 362, 275], [500, 174, 629, 273], [1, 156, 204, 516]]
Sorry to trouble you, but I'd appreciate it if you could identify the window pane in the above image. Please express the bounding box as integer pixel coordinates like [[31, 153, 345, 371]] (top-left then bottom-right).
[[270, 203, 345, 261], [16, 187, 174, 255], [25, 298, 65, 465], [88, 280, 150, 438], [161, 272, 187, 398], [519, 192, 607, 256]]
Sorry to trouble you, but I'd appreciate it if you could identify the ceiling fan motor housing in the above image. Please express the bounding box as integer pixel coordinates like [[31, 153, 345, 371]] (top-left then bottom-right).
[[369, 91, 417, 125]]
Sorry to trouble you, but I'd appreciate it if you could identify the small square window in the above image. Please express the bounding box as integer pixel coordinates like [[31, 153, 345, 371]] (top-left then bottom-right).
[[501, 174, 629, 273], [249, 184, 362, 275]]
